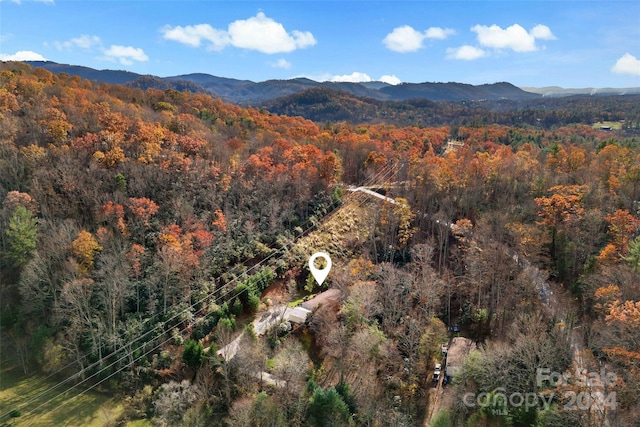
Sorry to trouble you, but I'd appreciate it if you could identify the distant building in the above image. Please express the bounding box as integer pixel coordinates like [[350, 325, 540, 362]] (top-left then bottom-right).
[[444, 337, 476, 382], [445, 138, 465, 153], [287, 288, 343, 324], [300, 288, 342, 311], [286, 306, 311, 324]]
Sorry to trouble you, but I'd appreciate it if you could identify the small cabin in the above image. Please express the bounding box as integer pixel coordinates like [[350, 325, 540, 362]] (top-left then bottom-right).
[[287, 288, 343, 324], [445, 138, 466, 153], [286, 306, 311, 324]]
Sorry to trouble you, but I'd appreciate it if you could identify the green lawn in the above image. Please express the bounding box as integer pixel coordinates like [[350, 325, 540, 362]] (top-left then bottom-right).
[[592, 121, 623, 130], [0, 365, 124, 427]]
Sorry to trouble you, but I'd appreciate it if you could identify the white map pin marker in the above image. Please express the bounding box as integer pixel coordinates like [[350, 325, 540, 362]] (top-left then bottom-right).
[[309, 252, 332, 286]]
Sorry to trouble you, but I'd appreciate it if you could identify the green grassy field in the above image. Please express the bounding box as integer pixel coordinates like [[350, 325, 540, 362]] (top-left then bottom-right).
[[592, 121, 623, 130], [0, 365, 124, 427]]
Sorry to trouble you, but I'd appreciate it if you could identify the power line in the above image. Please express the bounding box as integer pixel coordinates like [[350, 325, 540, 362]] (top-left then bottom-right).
[[22, 164, 398, 424], [8, 162, 399, 424], [12, 163, 388, 407], [8, 162, 397, 423]]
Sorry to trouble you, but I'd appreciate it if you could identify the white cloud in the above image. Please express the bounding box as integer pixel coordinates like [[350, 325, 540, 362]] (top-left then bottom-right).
[[424, 27, 456, 40], [446, 45, 487, 60], [612, 53, 640, 76], [103, 45, 148, 65], [229, 13, 316, 53], [293, 72, 332, 82], [271, 58, 291, 69], [162, 12, 316, 54], [48, 34, 150, 68], [316, 72, 401, 85], [0, 50, 47, 61], [161, 24, 229, 50], [380, 75, 402, 85], [383, 25, 455, 53], [54, 34, 101, 51], [383, 26, 425, 52], [471, 23, 555, 52], [530, 24, 556, 40], [331, 72, 372, 83]]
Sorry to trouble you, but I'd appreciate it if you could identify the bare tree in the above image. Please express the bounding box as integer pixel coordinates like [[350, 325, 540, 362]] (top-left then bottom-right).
[[375, 263, 411, 334], [153, 380, 201, 426], [410, 242, 444, 322], [94, 247, 132, 340], [272, 338, 310, 404]]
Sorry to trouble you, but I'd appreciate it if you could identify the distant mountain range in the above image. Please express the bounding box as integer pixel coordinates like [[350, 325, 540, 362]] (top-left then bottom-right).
[[21, 61, 639, 105], [23, 61, 541, 103], [24, 61, 141, 85], [6, 60, 638, 129], [521, 86, 640, 97]]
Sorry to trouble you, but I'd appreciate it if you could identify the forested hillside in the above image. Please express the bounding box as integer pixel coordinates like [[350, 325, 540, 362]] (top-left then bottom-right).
[[263, 87, 640, 129], [24, 61, 540, 104], [1, 62, 639, 427]]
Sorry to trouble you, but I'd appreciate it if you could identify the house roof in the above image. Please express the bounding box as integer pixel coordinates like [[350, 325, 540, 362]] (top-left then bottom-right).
[[287, 306, 311, 324], [301, 288, 342, 311]]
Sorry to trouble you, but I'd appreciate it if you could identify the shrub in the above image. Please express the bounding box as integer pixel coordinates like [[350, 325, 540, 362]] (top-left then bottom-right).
[[182, 339, 204, 369], [247, 292, 260, 313], [231, 298, 243, 316]]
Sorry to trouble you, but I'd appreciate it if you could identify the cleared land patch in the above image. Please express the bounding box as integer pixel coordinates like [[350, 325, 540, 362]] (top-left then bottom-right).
[[0, 366, 123, 427], [592, 121, 623, 130]]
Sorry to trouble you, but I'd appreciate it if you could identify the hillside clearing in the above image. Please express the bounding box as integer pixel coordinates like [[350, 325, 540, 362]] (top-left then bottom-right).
[[0, 366, 123, 427], [592, 121, 623, 130]]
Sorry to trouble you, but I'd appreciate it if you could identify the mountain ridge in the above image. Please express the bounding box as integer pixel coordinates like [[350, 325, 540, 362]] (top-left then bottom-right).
[[23, 60, 539, 103], [522, 86, 640, 97], [21, 60, 639, 103]]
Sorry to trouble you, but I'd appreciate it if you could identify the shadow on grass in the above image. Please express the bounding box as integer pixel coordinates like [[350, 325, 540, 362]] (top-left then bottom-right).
[[0, 365, 121, 427]]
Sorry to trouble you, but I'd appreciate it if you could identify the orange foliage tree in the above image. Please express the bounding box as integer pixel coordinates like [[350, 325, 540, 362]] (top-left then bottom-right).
[[41, 107, 72, 145], [535, 185, 588, 255], [70, 230, 102, 275], [127, 197, 159, 227], [598, 210, 640, 265]]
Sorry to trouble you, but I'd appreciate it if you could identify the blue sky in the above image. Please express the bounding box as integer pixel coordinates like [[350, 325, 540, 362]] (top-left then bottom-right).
[[1, 1, 639, 88]]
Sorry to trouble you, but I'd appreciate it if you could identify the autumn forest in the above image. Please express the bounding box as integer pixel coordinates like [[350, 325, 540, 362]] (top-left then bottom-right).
[[1, 62, 639, 427]]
